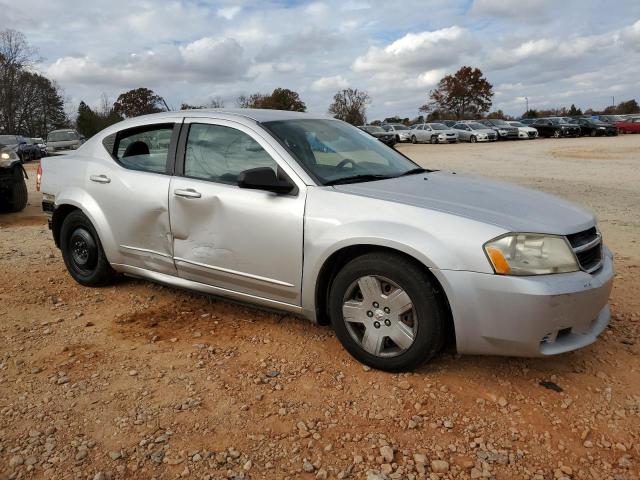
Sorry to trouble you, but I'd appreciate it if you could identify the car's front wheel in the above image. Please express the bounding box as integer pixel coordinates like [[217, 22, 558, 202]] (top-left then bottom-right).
[[60, 210, 116, 287], [411, 135, 417, 144], [553, 130, 562, 138], [430, 135, 438, 144], [470, 135, 477, 143], [329, 253, 445, 371]]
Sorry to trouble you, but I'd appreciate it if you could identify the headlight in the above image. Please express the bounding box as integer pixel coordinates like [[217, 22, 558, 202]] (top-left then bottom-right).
[[1, 152, 9, 160], [598, 127, 605, 130], [484, 233, 579, 275]]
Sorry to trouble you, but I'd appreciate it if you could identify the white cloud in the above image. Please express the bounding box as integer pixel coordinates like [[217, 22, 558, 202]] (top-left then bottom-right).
[[218, 6, 241, 20], [311, 75, 349, 92], [622, 20, 640, 52], [353, 26, 471, 74]]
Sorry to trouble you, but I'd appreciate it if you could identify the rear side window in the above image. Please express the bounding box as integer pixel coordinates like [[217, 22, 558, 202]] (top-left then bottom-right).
[[110, 124, 175, 173]]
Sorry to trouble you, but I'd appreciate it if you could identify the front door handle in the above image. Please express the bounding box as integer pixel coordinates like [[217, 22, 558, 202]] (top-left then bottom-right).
[[90, 174, 111, 184], [174, 188, 201, 199]]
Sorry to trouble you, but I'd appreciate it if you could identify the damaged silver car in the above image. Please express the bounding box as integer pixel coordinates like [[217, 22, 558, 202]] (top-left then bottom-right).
[[39, 109, 613, 371]]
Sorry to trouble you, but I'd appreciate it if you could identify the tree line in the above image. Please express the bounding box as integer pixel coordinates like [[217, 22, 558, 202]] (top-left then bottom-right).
[[0, 29, 69, 137]]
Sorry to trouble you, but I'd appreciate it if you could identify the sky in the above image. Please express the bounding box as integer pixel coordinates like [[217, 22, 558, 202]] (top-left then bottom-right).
[[3, 0, 640, 120]]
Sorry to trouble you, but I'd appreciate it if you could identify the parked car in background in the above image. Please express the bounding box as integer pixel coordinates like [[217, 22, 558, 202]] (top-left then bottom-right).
[[32, 137, 47, 157], [453, 122, 497, 142], [0, 142, 28, 212], [575, 118, 618, 137], [47, 129, 83, 153], [0, 135, 33, 162], [381, 124, 412, 143], [616, 117, 640, 134], [22, 137, 42, 160], [409, 123, 458, 144], [358, 125, 397, 147], [439, 120, 458, 128], [507, 121, 539, 139], [39, 109, 613, 371], [597, 115, 626, 125], [478, 119, 519, 140], [518, 118, 537, 126], [532, 118, 581, 138], [426, 123, 458, 143]]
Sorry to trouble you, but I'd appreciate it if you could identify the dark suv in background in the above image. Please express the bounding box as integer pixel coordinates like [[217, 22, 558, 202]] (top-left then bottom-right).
[[532, 118, 581, 138]]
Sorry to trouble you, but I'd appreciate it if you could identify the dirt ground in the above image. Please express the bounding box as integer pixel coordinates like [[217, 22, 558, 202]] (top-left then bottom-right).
[[1, 135, 639, 480]]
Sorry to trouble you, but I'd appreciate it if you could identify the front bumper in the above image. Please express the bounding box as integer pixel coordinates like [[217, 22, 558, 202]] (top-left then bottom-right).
[[434, 247, 614, 357]]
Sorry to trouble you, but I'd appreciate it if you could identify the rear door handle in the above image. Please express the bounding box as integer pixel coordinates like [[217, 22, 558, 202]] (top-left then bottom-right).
[[90, 174, 111, 184], [174, 188, 201, 199]]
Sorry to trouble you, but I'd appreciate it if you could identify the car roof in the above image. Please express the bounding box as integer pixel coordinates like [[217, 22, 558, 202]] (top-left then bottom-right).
[[140, 108, 331, 123]]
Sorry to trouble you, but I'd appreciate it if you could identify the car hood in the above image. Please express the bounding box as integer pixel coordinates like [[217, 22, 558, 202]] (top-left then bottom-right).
[[434, 129, 457, 135], [333, 171, 595, 235]]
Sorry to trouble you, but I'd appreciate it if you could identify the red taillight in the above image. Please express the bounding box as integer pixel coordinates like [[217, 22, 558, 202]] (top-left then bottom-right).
[[36, 163, 42, 192]]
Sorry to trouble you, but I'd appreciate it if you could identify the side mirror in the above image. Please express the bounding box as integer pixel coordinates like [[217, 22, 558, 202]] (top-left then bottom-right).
[[237, 167, 294, 194]]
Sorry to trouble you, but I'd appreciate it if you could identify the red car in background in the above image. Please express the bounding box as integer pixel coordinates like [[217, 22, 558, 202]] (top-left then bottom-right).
[[616, 117, 640, 133]]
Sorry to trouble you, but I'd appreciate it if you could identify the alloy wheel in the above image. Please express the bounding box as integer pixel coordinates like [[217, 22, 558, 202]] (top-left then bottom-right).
[[341, 275, 416, 357]]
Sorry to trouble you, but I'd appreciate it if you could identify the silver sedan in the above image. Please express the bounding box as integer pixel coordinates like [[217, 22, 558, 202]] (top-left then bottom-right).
[[409, 123, 458, 144], [453, 122, 498, 142], [39, 109, 613, 371]]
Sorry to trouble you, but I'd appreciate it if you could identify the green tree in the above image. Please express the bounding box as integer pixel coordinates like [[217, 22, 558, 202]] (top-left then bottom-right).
[[113, 87, 166, 118], [568, 104, 583, 116], [522, 109, 539, 119], [328, 88, 370, 125], [422, 66, 493, 119]]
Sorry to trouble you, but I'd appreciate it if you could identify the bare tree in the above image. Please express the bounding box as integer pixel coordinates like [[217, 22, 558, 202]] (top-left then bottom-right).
[[209, 96, 225, 108], [327, 88, 370, 125]]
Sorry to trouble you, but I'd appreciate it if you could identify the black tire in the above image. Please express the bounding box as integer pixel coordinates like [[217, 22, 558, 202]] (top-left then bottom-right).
[[553, 130, 561, 138], [589, 130, 596, 137], [329, 252, 446, 372], [60, 210, 116, 287], [411, 135, 417, 144], [430, 135, 438, 144], [5, 168, 28, 213], [470, 135, 477, 143], [395, 135, 400, 143]]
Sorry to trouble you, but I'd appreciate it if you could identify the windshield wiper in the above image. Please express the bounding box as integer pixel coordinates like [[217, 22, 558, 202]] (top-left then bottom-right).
[[397, 167, 427, 177], [324, 174, 392, 186]]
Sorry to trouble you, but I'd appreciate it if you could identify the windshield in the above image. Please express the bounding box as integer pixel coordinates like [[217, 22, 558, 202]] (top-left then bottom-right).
[[429, 123, 447, 130], [0, 135, 17, 144], [48, 131, 79, 142], [390, 124, 409, 130], [547, 118, 563, 125], [361, 126, 384, 133], [468, 123, 487, 130], [509, 122, 525, 127], [263, 119, 421, 185], [490, 119, 509, 125]]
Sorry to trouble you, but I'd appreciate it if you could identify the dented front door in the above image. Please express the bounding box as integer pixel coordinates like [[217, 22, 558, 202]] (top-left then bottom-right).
[[168, 118, 306, 307]]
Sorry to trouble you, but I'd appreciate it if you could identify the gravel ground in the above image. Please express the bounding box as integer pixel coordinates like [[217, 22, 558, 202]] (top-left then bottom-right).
[[1, 135, 639, 480]]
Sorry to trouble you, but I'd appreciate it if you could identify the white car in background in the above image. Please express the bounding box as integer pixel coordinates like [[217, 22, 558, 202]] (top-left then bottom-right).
[[409, 123, 458, 144], [381, 123, 412, 143], [508, 121, 539, 140]]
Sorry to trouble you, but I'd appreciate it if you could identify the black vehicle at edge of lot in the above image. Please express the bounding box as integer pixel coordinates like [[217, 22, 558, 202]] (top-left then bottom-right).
[[531, 118, 581, 138], [358, 125, 397, 147], [575, 118, 618, 137], [0, 143, 28, 213]]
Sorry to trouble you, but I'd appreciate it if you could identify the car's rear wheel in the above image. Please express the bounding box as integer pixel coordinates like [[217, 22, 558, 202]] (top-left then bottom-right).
[[329, 253, 445, 371], [411, 135, 417, 144], [60, 211, 115, 287], [430, 135, 438, 144], [470, 135, 477, 143]]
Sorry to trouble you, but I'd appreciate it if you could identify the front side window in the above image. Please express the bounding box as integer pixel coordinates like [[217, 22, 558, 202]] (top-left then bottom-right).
[[263, 119, 420, 185], [114, 124, 174, 173], [184, 124, 278, 184]]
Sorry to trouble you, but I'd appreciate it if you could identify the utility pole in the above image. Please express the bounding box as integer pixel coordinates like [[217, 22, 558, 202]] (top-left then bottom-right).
[[525, 97, 529, 113], [612, 96, 615, 108]]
